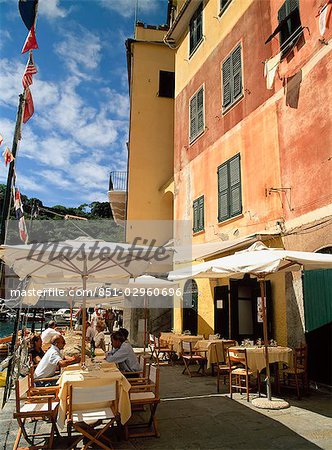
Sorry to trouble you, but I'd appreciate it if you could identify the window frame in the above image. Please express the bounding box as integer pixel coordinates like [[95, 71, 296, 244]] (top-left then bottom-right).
[[189, 2, 204, 57], [189, 84, 205, 144], [221, 43, 244, 114], [193, 195, 205, 233], [217, 153, 242, 223], [277, 0, 302, 54], [158, 70, 175, 99], [219, 0, 232, 16]]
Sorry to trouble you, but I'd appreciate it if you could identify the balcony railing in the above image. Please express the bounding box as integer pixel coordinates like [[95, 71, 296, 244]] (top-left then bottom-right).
[[109, 171, 127, 191]]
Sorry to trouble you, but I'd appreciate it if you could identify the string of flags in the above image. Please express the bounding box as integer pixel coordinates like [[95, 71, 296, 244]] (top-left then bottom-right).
[[19, 0, 39, 124]]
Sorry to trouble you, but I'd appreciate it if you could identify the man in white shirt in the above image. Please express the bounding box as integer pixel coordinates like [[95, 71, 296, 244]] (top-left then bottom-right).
[[41, 320, 60, 345], [105, 331, 140, 373], [34, 335, 80, 385]]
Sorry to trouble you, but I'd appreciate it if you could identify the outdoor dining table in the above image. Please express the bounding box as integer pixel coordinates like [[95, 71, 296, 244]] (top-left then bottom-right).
[[56, 362, 132, 429], [160, 333, 204, 355], [194, 339, 237, 369], [228, 346, 293, 373]]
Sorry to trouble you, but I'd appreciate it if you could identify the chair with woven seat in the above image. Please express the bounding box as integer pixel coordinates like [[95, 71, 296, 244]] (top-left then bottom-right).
[[67, 381, 119, 450], [13, 375, 60, 450], [213, 340, 237, 392], [181, 341, 207, 377], [228, 347, 258, 402], [126, 364, 160, 438], [280, 343, 309, 399]]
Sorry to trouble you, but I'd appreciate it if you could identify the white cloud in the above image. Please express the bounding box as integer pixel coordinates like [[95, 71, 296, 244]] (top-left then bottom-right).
[[103, 88, 129, 119], [55, 27, 102, 79], [16, 173, 47, 193], [38, 0, 69, 20], [100, 0, 159, 18]]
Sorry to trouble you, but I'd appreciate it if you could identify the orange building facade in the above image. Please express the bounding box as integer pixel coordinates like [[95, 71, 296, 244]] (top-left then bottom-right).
[[166, 0, 331, 383]]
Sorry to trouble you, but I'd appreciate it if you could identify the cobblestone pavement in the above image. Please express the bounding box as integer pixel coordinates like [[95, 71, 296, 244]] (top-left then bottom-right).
[[1, 364, 331, 450]]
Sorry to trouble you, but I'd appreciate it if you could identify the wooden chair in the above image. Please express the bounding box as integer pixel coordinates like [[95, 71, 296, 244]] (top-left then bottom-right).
[[280, 344, 309, 399], [67, 382, 119, 450], [13, 375, 60, 450], [153, 336, 175, 365], [28, 365, 60, 399], [148, 333, 156, 360], [213, 341, 237, 392], [127, 354, 151, 385], [228, 348, 258, 402], [126, 364, 160, 438], [181, 341, 207, 377]]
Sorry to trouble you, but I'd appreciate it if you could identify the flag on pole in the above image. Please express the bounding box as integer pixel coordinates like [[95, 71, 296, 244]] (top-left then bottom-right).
[[22, 52, 37, 89], [2, 147, 15, 166], [22, 25, 38, 54], [14, 187, 28, 244], [23, 87, 34, 123], [0, 134, 3, 146], [18, 0, 38, 31]]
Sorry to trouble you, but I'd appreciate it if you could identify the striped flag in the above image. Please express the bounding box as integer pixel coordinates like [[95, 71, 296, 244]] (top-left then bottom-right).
[[22, 52, 37, 89], [14, 187, 28, 244]]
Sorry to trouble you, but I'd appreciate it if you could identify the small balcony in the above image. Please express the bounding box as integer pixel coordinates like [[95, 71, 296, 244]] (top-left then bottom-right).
[[109, 171, 127, 192], [108, 171, 127, 224]]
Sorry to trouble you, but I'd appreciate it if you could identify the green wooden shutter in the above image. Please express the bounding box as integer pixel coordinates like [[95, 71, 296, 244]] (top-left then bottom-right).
[[229, 154, 242, 216], [190, 96, 197, 141], [193, 199, 198, 232], [218, 164, 229, 221], [198, 196, 204, 231], [232, 45, 242, 101], [222, 56, 232, 109], [197, 87, 204, 134], [303, 269, 332, 332]]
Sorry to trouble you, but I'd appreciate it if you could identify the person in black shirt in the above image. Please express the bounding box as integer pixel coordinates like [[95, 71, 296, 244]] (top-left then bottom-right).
[[29, 334, 45, 365]]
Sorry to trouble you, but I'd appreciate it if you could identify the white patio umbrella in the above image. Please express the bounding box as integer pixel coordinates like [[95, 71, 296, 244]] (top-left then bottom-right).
[[0, 237, 172, 366], [168, 241, 332, 405], [112, 275, 179, 351]]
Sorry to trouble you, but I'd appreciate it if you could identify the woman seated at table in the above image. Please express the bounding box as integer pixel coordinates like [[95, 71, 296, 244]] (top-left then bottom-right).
[[29, 334, 45, 366], [94, 320, 106, 352], [105, 331, 140, 374]]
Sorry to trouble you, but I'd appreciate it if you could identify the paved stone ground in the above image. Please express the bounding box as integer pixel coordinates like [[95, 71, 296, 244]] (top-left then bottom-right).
[[1, 364, 331, 450]]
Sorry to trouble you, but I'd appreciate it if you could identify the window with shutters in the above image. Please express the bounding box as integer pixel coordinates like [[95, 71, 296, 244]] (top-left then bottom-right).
[[189, 3, 203, 56], [189, 86, 204, 142], [193, 196, 204, 233], [159, 71, 175, 98], [217, 154, 242, 222], [222, 44, 243, 112], [278, 0, 301, 50], [220, 0, 232, 14]]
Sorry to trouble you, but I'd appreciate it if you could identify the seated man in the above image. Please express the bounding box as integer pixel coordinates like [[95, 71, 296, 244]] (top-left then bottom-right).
[[118, 328, 129, 342], [94, 320, 106, 352], [34, 335, 80, 386], [85, 320, 94, 343], [105, 331, 140, 374], [41, 320, 60, 345]]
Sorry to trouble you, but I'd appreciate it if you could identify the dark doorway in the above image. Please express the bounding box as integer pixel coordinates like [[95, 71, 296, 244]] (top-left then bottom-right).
[[183, 279, 198, 335], [214, 285, 230, 338], [230, 277, 272, 342]]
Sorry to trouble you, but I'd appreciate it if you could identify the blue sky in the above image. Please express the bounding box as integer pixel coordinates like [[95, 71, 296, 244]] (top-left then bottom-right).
[[0, 0, 168, 207]]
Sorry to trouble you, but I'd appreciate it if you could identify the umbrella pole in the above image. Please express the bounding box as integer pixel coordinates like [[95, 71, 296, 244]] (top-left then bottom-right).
[[81, 273, 88, 369], [259, 278, 271, 401], [143, 294, 147, 354]]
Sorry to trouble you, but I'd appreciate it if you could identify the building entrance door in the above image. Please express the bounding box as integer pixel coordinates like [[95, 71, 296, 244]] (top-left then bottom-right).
[[182, 279, 198, 335]]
